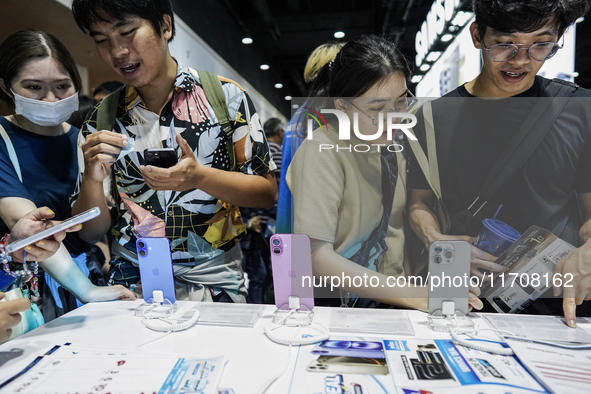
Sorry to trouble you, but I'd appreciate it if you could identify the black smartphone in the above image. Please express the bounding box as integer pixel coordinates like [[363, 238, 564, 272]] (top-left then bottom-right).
[[144, 148, 178, 168]]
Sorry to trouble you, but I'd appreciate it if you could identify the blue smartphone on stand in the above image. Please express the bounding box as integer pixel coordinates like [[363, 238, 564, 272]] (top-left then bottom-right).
[[136, 237, 177, 304]]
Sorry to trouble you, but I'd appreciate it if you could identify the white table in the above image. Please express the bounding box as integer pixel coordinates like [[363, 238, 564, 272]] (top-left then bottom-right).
[[0, 301, 589, 393]]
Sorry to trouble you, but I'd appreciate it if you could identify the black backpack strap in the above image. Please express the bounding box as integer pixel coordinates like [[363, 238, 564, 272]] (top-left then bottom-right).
[[198, 70, 236, 171], [349, 149, 399, 269], [96, 89, 120, 131], [95, 88, 123, 226], [467, 79, 578, 217]]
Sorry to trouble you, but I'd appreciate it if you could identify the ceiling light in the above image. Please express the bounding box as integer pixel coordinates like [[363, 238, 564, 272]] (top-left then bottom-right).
[[260, 64, 270, 70], [420, 64, 431, 72], [426, 52, 442, 62], [292, 104, 299, 109], [284, 95, 292, 100], [441, 34, 454, 42], [411, 75, 423, 84], [334, 30, 345, 39], [274, 83, 283, 89], [242, 35, 253, 45]]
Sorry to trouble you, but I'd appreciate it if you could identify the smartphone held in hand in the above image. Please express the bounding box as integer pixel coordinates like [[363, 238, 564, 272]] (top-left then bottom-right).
[[5, 207, 101, 253], [144, 148, 178, 168]]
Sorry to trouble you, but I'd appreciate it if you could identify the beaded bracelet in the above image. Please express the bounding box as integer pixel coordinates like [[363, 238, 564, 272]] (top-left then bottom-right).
[[0, 233, 11, 273], [0, 234, 40, 297]]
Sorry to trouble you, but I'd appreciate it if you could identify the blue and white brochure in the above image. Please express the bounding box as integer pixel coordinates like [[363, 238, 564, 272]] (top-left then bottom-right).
[[383, 338, 547, 394], [159, 356, 225, 394]]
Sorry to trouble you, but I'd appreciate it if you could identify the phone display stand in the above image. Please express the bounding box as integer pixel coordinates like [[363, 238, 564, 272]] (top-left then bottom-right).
[[272, 304, 314, 326], [427, 310, 474, 332], [134, 298, 177, 317]]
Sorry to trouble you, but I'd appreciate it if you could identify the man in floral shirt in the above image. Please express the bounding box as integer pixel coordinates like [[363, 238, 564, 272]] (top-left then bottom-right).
[[70, 0, 277, 302]]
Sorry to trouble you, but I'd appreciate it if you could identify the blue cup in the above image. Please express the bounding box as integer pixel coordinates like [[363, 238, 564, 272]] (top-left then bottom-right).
[[475, 218, 521, 256]]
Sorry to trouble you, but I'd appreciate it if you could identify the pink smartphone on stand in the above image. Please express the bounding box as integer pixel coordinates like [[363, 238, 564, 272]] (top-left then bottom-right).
[[270, 234, 315, 311]]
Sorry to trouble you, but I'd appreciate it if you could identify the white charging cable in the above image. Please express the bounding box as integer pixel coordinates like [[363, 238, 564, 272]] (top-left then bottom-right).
[[449, 327, 515, 356], [136, 309, 200, 348], [442, 301, 515, 356], [263, 297, 330, 346], [263, 320, 330, 346], [143, 309, 200, 332], [136, 291, 200, 348], [260, 297, 330, 393], [260, 328, 300, 394]]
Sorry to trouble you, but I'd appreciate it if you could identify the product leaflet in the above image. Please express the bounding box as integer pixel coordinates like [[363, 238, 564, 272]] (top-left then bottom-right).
[[508, 339, 591, 394], [384, 338, 547, 394], [479, 226, 574, 314], [285, 336, 546, 393], [0, 343, 225, 394]]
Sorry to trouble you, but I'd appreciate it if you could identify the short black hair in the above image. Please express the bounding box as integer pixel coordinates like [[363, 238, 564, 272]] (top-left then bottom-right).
[[93, 81, 124, 97], [472, 0, 591, 40], [71, 0, 176, 42], [263, 118, 284, 137]]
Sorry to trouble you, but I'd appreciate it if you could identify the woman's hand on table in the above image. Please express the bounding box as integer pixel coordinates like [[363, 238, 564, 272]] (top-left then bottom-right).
[[79, 285, 137, 303]]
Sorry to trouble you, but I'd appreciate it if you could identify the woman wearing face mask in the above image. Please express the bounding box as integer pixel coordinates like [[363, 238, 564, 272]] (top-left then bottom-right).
[[0, 29, 135, 323], [287, 35, 482, 310]]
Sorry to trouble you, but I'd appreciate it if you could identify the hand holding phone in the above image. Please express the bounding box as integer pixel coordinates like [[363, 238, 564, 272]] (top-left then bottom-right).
[[6, 207, 100, 255], [144, 148, 178, 168], [141, 134, 204, 192]]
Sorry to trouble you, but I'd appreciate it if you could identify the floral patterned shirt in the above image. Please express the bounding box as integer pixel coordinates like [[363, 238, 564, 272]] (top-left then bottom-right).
[[72, 62, 276, 266]]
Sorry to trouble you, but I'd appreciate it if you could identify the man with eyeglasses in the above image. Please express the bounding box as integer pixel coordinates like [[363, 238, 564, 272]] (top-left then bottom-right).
[[408, 0, 591, 325]]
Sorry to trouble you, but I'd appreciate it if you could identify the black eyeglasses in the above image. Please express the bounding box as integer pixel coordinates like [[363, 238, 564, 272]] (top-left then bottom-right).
[[482, 40, 562, 62], [347, 90, 418, 126]]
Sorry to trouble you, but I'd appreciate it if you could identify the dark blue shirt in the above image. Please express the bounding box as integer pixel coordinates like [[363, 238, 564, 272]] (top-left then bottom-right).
[[0, 116, 87, 255]]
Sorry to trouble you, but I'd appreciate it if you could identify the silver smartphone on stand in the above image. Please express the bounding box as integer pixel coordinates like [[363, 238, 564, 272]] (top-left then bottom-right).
[[427, 240, 471, 315]]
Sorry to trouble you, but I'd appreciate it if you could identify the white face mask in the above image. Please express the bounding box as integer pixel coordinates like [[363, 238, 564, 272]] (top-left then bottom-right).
[[11, 90, 79, 127]]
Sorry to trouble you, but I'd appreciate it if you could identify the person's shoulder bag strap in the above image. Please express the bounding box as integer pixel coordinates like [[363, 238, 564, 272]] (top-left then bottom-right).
[[0, 123, 23, 183], [467, 78, 578, 217], [95, 88, 123, 226], [96, 89, 120, 132], [408, 79, 577, 234], [407, 101, 450, 233], [198, 70, 236, 171], [406, 101, 441, 200]]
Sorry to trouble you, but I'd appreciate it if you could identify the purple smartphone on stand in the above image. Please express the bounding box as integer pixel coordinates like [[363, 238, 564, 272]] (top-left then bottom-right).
[[270, 234, 315, 311], [137, 237, 177, 304]]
